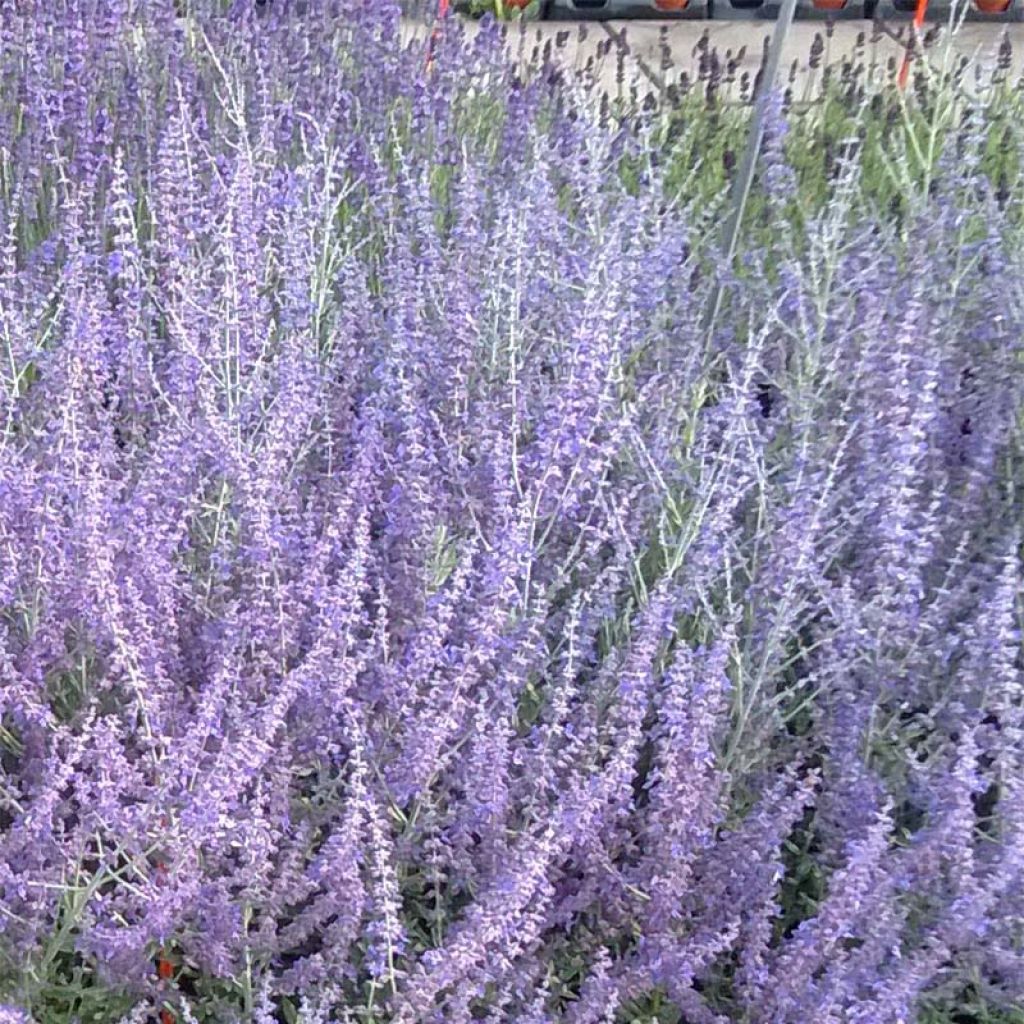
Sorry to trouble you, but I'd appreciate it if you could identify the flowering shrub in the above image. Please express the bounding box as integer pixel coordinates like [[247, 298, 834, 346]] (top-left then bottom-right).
[[458, 0, 542, 19], [0, 2, 1021, 1022]]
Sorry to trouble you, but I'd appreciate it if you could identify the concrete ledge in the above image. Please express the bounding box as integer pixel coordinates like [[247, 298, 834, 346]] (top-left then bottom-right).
[[401, 16, 1023, 98]]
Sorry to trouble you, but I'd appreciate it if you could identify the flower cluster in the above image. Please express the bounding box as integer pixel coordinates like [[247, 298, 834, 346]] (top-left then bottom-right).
[[0, 2, 1021, 1023]]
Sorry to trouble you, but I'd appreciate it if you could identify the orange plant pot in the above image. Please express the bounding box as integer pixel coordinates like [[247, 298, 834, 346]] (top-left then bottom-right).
[[812, 0, 847, 8], [654, 0, 690, 9], [974, 0, 1010, 11]]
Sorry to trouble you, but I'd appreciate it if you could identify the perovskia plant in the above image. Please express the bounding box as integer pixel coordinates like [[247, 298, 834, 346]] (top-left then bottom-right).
[[0, 2, 1021, 1023]]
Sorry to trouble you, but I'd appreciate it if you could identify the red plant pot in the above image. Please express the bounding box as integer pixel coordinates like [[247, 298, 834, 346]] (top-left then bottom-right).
[[974, 0, 1010, 11], [812, 0, 848, 9], [654, 0, 690, 9]]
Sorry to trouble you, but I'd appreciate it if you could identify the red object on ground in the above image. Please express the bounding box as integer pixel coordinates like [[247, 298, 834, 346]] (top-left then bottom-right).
[[812, 0, 846, 8], [897, 0, 929, 89], [654, 0, 690, 9], [974, 0, 1010, 11], [425, 0, 449, 72], [154, 833, 175, 1022]]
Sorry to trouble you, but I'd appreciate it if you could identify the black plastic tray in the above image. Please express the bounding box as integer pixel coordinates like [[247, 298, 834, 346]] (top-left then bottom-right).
[[874, 0, 1024, 19], [546, 0, 710, 19], [710, 0, 868, 18]]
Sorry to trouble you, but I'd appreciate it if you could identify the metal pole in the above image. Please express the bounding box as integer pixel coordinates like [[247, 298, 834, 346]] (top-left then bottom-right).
[[701, 0, 799, 336]]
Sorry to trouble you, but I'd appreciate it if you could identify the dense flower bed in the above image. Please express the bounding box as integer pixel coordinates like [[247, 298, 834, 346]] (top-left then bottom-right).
[[0, 2, 1021, 1022]]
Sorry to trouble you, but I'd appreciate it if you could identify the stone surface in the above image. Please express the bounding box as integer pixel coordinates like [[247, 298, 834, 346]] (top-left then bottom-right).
[[400, 14, 1024, 99]]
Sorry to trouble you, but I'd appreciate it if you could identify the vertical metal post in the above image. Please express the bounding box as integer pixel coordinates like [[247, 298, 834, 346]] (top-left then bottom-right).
[[701, 0, 798, 335]]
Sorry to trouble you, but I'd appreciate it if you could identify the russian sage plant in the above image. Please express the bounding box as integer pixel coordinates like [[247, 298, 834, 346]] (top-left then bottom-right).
[[0, 2, 1021, 1023]]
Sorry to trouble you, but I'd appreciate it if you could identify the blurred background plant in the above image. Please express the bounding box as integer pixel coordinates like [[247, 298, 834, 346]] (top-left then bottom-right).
[[459, 0, 545, 20]]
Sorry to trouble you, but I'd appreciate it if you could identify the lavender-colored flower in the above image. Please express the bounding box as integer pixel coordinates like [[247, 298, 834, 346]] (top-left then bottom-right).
[[0, 3, 1021, 1023]]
